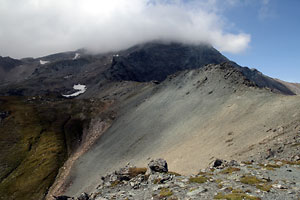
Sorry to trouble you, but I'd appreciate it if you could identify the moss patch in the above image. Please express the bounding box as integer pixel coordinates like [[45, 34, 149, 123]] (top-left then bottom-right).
[[240, 175, 263, 185], [256, 183, 272, 192], [159, 188, 173, 198], [168, 171, 181, 176], [220, 167, 241, 174], [214, 192, 261, 200], [189, 176, 208, 184]]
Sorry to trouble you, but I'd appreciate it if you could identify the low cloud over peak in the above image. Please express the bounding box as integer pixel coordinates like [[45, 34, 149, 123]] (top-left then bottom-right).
[[0, 0, 250, 58]]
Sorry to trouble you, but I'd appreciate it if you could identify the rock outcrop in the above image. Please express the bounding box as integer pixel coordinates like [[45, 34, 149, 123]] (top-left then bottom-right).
[[61, 159, 300, 200]]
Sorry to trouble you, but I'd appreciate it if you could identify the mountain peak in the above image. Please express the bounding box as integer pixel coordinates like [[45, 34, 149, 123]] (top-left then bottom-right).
[[107, 42, 228, 82]]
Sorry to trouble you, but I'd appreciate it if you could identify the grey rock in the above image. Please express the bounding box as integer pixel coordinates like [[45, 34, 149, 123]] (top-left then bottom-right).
[[147, 158, 168, 174], [187, 187, 207, 196]]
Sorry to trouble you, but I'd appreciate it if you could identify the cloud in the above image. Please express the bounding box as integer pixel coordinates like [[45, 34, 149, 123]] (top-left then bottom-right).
[[0, 0, 250, 58]]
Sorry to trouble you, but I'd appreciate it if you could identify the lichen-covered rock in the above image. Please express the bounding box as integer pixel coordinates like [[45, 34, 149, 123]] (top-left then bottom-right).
[[147, 158, 168, 174]]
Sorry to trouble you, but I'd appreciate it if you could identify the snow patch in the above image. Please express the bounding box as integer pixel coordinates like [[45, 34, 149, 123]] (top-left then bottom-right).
[[40, 60, 50, 65], [73, 53, 80, 60], [62, 84, 87, 98], [113, 54, 119, 57]]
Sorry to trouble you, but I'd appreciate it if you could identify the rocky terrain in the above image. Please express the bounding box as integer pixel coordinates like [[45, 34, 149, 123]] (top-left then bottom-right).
[[0, 42, 300, 200], [55, 158, 300, 200]]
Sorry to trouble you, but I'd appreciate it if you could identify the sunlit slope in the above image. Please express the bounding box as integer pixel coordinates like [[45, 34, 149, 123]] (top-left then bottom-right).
[[65, 63, 300, 195]]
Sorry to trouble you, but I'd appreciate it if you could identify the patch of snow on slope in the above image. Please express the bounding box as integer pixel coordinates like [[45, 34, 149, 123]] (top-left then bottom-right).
[[40, 60, 50, 65], [73, 53, 80, 60], [62, 84, 87, 98]]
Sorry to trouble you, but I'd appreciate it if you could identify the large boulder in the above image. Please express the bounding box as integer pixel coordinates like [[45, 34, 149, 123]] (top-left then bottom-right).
[[147, 158, 168, 174]]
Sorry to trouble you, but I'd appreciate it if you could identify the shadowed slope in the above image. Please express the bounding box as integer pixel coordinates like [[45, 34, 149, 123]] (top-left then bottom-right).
[[0, 97, 111, 200]]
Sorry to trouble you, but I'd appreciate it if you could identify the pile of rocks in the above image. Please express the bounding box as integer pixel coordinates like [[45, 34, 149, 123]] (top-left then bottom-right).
[[55, 158, 300, 200]]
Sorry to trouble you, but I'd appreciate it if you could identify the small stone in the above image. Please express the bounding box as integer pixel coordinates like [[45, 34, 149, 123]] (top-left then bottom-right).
[[187, 187, 207, 196], [174, 181, 186, 188], [94, 197, 108, 200], [272, 184, 288, 189]]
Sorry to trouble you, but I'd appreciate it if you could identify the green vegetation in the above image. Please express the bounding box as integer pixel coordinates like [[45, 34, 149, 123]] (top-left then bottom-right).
[[0, 96, 110, 200], [240, 175, 263, 185], [159, 188, 173, 198], [110, 180, 121, 187], [189, 176, 208, 184], [279, 160, 300, 166], [220, 167, 241, 174], [168, 171, 182, 176], [256, 183, 272, 192], [259, 163, 281, 170], [214, 192, 261, 200]]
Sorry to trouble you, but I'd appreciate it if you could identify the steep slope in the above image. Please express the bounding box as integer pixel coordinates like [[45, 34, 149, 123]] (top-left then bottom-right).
[[0, 96, 113, 200], [63, 62, 300, 196], [274, 79, 300, 94]]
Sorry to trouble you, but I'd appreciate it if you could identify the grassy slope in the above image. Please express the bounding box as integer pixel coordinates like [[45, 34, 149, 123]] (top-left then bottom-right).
[[0, 97, 107, 200]]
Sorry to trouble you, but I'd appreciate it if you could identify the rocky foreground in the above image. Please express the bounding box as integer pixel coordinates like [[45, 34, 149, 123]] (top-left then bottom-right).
[[55, 158, 300, 200]]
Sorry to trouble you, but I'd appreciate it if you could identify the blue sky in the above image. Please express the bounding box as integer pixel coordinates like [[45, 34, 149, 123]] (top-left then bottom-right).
[[221, 0, 300, 82]]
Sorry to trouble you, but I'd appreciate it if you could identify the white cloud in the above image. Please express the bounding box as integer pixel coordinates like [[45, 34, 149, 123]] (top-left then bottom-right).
[[0, 0, 251, 58]]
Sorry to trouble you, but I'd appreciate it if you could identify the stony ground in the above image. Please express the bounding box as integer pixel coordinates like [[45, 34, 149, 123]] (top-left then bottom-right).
[[62, 158, 300, 200]]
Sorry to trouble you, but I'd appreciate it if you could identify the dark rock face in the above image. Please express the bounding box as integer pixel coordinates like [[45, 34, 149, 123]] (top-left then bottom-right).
[[77, 192, 89, 200], [0, 42, 295, 97], [32, 58, 90, 76], [219, 61, 295, 95], [0, 56, 22, 72], [53, 195, 72, 200], [147, 158, 168, 174], [239, 66, 295, 95], [108, 42, 228, 82]]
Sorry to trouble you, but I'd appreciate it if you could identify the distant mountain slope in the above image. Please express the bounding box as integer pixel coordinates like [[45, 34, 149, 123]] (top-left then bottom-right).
[[63, 62, 300, 196], [274, 79, 300, 95], [0, 42, 296, 97], [0, 56, 23, 83], [0, 56, 22, 72]]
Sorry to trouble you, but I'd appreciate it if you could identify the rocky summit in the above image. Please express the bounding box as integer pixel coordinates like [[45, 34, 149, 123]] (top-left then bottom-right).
[[0, 42, 300, 200]]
